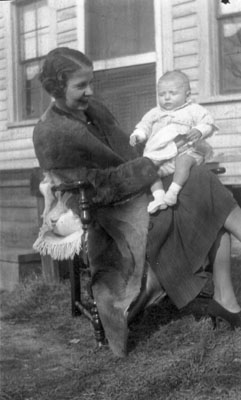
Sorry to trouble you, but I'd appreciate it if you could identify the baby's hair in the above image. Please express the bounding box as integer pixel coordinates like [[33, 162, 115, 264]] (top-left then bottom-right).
[[158, 70, 191, 92], [39, 47, 93, 98]]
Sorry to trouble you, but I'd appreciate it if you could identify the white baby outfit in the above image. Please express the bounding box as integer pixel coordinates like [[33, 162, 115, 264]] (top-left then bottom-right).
[[133, 101, 217, 176]]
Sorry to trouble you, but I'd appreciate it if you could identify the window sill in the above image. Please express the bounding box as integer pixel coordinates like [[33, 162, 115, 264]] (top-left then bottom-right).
[[7, 119, 39, 129], [197, 93, 241, 105]]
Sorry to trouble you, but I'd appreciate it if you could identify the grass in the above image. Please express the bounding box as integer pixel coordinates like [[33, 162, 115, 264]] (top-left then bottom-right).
[[0, 257, 241, 400]]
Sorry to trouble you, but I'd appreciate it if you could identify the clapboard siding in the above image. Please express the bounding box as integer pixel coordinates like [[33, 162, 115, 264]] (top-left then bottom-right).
[[172, 0, 199, 85], [173, 40, 198, 57], [173, 14, 197, 31], [57, 6, 76, 21], [171, 0, 241, 186], [173, 26, 197, 43], [57, 0, 76, 9], [56, 3, 77, 47], [0, 169, 39, 290], [173, 0, 194, 5], [174, 54, 199, 69], [172, 1, 196, 18]]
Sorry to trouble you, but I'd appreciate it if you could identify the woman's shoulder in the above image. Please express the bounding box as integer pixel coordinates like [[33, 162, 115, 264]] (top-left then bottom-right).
[[33, 103, 87, 137]]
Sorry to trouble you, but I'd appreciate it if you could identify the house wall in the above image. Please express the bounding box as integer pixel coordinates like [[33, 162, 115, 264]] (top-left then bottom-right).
[[0, 0, 80, 290], [170, 0, 241, 185]]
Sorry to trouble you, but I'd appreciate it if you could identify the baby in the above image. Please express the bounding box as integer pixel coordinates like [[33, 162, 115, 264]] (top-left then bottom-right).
[[130, 70, 217, 213]]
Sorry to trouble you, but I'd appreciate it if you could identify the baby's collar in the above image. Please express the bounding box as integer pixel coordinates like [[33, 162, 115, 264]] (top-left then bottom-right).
[[159, 99, 192, 113]]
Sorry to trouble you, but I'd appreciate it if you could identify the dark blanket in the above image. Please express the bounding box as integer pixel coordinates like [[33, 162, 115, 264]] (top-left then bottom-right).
[[33, 98, 237, 356]]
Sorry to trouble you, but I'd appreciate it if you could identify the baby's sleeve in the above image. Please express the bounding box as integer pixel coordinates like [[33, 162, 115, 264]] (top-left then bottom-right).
[[191, 104, 218, 138], [135, 108, 159, 140]]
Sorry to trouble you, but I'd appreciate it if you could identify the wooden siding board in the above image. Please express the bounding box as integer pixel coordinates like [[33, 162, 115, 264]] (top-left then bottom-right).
[[0, 89, 6, 101], [0, 206, 38, 223], [0, 186, 36, 207], [173, 15, 197, 31], [57, 6, 76, 22], [0, 126, 35, 141], [209, 134, 241, 148], [179, 67, 198, 80], [57, 30, 77, 45], [0, 80, 6, 91], [0, 69, 6, 79], [57, 17, 77, 34], [0, 223, 39, 249], [56, 0, 76, 10], [173, 0, 195, 5], [0, 110, 7, 121], [0, 149, 36, 161], [204, 103, 241, 119], [174, 54, 199, 69], [0, 159, 39, 170], [0, 138, 34, 152], [173, 40, 198, 57], [214, 119, 241, 134], [172, 2, 196, 18], [173, 27, 197, 43], [0, 101, 6, 111]]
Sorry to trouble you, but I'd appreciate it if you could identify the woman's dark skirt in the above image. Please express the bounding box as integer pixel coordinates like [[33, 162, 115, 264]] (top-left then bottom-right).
[[147, 165, 237, 308]]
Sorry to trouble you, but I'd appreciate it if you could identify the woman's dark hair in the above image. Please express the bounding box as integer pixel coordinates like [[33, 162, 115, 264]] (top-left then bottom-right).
[[39, 47, 93, 98]]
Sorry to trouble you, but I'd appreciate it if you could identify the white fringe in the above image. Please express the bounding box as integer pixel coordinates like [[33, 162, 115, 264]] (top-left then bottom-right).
[[33, 227, 83, 260]]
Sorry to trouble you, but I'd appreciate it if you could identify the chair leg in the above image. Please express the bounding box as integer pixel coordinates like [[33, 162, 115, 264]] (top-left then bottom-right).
[[90, 300, 107, 347], [69, 255, 107, 346], [69, 255, 81, 317]]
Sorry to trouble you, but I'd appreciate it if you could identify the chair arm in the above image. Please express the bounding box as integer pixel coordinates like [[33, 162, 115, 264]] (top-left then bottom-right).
[[211, 167, 226, 175], [52, 180, 91, 193]]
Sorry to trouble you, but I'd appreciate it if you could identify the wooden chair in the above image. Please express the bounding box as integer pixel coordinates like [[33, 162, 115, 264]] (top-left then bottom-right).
[[52, 180, 107, 348]]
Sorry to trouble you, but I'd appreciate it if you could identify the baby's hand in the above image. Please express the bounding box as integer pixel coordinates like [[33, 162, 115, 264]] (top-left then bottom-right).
[[129, 134, 138, 147], [186, 128, 202, 144], [129, 129, 146, 147]]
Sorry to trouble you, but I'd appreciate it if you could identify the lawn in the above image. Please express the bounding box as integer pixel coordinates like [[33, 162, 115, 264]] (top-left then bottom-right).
[[0, 255, 241, 400]]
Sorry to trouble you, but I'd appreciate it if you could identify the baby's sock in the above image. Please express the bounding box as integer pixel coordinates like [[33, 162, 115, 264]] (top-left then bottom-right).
[[147, 189, 168, 214], [164, 182, 182, 206]]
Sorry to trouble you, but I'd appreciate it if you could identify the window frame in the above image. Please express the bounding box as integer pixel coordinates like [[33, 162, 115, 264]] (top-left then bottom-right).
[[8, 0, 57, 126], [198, 0, 241, 104]]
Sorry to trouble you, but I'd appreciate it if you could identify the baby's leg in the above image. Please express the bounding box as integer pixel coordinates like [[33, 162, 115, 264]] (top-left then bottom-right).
[[147, 180, 168, 214], [164, 154, 197, 206]]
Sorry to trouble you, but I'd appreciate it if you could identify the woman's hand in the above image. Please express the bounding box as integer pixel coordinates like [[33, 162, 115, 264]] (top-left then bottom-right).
[[186, 128, 202, 144]]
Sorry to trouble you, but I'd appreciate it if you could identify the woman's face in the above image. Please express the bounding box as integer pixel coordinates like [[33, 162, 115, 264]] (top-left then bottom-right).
[[61, 67, 94, 111]]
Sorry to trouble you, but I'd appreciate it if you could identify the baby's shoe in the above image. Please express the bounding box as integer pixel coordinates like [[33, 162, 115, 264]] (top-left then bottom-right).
[[164, 183, 182, 206], [147, 190, 168, 214]]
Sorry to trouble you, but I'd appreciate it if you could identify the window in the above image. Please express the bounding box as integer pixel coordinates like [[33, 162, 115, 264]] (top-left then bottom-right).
[[16, 0, 51, 120], [217, 0, 241, 94], [85, 0, 156, 133]]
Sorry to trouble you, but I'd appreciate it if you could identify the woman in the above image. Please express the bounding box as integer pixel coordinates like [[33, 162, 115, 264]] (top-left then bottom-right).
[[33, 47, 241, 357]]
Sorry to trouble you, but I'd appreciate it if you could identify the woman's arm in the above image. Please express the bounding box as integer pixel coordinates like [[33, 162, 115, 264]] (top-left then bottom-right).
[[52, 157, 158, 205]]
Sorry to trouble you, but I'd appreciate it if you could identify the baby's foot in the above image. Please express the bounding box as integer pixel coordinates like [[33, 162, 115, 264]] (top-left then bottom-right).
[[147, 199, 168, 214], [164, 183, 182, 206], [164, 190, 178, 206]]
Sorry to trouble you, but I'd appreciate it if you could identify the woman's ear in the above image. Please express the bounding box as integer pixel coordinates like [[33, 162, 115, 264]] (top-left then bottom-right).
[[186, 90, 191, 99]]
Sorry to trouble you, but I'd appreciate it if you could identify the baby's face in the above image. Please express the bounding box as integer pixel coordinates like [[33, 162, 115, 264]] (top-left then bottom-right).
[[157, 78, 189, 111]]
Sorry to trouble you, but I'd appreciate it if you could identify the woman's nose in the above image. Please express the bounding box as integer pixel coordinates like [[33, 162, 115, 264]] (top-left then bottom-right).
[[50, 216, 58, 225], [85, 84, 93, 96]]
